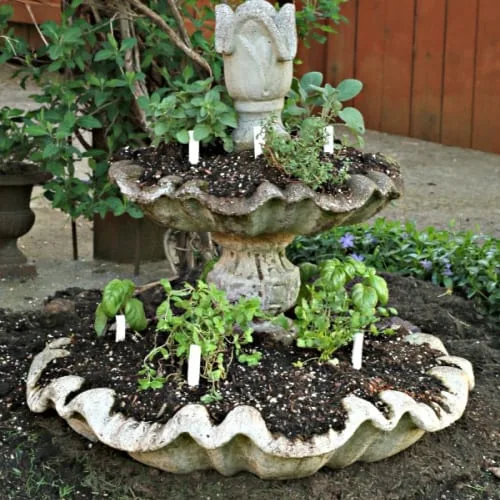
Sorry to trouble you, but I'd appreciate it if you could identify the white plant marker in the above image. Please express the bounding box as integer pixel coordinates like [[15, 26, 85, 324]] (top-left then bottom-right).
[[187, 344, 202, 387], [115, 314, 126, 342], [351, 332, 364, 370], [324, 125, 334, 154], [188, 130, 200, 165], [253, 125, 264, 158]]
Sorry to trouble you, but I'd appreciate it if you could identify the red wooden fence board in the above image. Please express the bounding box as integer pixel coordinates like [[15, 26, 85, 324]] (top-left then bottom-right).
[[380, 0, 415, 136], [472, 0, 500, 154], [3, 0, 61, 24], [410, 0, 446, 142], [325, 0, 357, 85], [355, 0, 386, 130], [441, 0, 478, 148]]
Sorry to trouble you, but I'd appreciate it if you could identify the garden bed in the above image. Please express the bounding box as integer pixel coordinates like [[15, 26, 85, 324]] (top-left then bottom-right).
[[1, 274, 498, 497]]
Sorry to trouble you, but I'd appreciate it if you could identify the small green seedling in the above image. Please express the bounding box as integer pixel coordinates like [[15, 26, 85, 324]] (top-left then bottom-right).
[[94, 279, 147, 336]]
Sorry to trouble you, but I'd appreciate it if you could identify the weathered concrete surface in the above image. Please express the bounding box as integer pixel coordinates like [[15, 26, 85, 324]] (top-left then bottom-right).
[[1, 63, 499, 311]]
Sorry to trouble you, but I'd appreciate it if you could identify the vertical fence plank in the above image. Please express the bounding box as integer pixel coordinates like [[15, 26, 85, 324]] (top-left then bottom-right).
[[355, 0, 386, 131], [441, 0, 478, 148], [472, 0, 500, 153], [325, 0, 357, 85], [380, 0, 415, 136], [410, 0, 446, 142]]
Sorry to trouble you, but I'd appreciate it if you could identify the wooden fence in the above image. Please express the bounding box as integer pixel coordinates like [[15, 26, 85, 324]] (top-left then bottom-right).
[[299, 0, 500, 154], [2, 0, 60, 48], [4, 0, 500, 154]]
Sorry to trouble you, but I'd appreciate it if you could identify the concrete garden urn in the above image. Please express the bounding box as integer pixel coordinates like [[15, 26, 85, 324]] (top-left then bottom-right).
[[0, 164, 51, 278]]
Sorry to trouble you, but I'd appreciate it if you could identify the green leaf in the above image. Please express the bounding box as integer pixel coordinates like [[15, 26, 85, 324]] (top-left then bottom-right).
[[300, 72, 323, 92], [338, 107, 366, 134], [368, 275, 389, 305], [25, 125, 47, 137], [94, 49, 114, 62], [42, 143, 60, 159], [120, 37, 137, 52], [351, 283, 378, 312], [218, 113, 237, 128], [193, 124, 211, 141], [336, 79, 363, 101], [94, 303, 108, 337], [101, 279, 135, 317], [77, 115, 102, 129], [124, 298, 148, 332], [175, 129, 190, 144]]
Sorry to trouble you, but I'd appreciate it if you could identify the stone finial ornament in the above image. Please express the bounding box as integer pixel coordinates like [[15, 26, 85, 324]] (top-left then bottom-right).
[[215, 0, 298, 151]]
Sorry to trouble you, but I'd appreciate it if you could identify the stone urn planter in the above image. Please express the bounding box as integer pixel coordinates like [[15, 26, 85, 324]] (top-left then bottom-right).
[[26, 333, 474, 479], [0, 163, 51, 278]]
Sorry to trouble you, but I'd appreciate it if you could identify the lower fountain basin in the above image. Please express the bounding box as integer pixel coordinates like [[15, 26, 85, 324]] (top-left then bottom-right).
[[27, 333, 473, 480]]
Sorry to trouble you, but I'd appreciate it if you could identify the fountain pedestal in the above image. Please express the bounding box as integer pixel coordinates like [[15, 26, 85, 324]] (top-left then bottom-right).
[[208, 232, 299, 313]]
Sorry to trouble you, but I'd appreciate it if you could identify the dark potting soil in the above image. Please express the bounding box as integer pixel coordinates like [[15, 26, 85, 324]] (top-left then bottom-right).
[[116, 142, 401, 198], [35, 281, 451, 441]]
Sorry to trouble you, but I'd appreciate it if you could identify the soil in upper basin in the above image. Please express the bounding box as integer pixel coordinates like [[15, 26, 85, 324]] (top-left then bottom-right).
[[1, 273, 499, 498], [115, 141, 401, 198]]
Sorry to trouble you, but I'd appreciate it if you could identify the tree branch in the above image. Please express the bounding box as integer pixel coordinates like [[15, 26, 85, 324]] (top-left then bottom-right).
[[128, 0, 212, 78]]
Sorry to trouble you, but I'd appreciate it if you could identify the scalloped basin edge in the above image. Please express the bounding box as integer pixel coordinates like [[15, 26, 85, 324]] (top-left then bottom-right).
[[108, 160, 404, 236], [26, 333, 474, 480]]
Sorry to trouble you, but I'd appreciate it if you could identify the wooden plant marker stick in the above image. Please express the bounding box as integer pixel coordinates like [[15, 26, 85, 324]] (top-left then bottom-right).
[[253, 125, 264, 158]]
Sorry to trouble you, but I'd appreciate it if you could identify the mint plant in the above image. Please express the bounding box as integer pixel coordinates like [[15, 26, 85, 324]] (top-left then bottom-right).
[[294, 257, 396, 360], [139, 279, 266, 399], [94, 279, 148, 337], [139, 69, 237, 152]]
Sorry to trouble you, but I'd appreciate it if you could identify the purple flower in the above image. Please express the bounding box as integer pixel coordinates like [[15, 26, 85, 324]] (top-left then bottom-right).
[[443, 263, 453, 277], [351, 253, 364, 262], [364, 233, 377, 245], [339, 233, 355, 249], [420, 259, 432, 271]]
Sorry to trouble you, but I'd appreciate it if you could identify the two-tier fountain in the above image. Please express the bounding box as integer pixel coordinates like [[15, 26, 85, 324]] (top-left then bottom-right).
[[27, 0, 473, 479]]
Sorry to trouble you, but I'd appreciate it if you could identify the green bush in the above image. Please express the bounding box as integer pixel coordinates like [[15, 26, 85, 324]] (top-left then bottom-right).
[[288, 218, 500, 320]]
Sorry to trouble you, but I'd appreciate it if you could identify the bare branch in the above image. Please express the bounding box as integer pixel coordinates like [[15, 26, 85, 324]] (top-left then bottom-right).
[[166, 0, 192, 48]]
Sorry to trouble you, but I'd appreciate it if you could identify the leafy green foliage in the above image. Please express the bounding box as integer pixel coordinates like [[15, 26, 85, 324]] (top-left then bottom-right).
[[139, 279, 266, 398], [94, 279, 147, 336], [294, 0, 348, 45], [288, 218, 500, 320], [294, 257, 395, 360], [140, 72, 237, 151], [0, 107, 40, 164], [261, 71, 366, 191], [284, 71, 365, 142]]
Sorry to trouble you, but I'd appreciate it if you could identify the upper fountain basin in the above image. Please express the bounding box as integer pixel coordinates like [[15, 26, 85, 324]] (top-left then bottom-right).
[[109, 160, 403, 237]]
